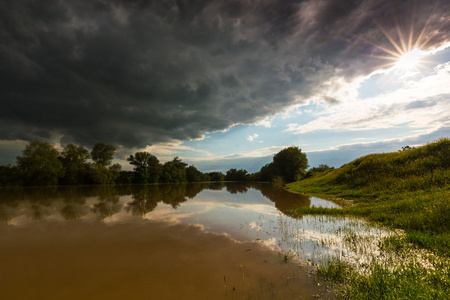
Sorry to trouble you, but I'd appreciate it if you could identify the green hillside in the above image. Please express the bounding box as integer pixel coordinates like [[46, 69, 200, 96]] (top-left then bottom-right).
[[287, 138, 450, 255]]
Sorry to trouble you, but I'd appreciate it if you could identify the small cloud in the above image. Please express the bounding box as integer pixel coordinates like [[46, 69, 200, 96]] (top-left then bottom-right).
[[247, 133, 259, 142], [254, 118, 272, 128], [142, 141, 212, 156]]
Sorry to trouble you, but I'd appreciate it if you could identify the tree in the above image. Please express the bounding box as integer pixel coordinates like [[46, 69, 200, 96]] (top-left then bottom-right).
[[16, 141, 64, 186], [127, 151, 161, 183], [272, 146, 308, 182], [88, 163, 121, 185], [225, 168, 248, 181], [186, 165, 206, 182], [207, 172, 225, 181], [91, 142, 116, 167], [160, 157, 187, 183], [400, 145, 414, 151], [108, 163, 122, 183], [304, 164, 334, 179], [58, 144, 91, 185], [257, 162, 280, 182], [0, 165, 22, 186]]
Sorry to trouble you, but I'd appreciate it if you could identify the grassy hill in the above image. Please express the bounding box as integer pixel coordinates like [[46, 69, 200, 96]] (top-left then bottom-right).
[[287, 138, 450, 255], [287, 138, 449, 299]]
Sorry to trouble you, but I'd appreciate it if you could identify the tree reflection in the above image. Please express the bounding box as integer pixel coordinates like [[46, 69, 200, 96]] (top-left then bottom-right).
[[126, 186, 158, 216], [0, 200, 19, 222], [254, 183, 310, 216], [208, 182, 225, 191], [186, 183, 210, 199], [61, 203, 88, 220], [225, 182, 249, 194], [0, 182, 313, 222], [91, 186, 122, 219]]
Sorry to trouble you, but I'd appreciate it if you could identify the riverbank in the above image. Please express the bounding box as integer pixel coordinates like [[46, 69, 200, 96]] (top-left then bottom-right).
[[286, 138, 450, 299]]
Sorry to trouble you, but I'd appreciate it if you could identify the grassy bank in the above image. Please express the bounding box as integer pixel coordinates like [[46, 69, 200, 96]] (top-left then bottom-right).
[[286, 138, 450, 299]]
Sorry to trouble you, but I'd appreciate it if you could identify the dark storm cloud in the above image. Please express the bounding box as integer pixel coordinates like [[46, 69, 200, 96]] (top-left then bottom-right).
[[1, 0, 449, 149]]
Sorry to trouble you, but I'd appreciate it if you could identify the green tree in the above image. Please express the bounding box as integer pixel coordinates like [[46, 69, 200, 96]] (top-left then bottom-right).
[[207, 172, 225, 181], [127, 151, 161, 183], [225, 168, 248, 181], [58, 144, 91, 185], [186, 165, 206, 182], [160, 157, 187, 183], [0, 165, 22, 186], [16, 141, 64, 186], [88, 163, 121, 185], [108, 163, 122, 183], [257, 162, 280, 182], [91, 142, 116, 167], [272, 146, 308, 182]]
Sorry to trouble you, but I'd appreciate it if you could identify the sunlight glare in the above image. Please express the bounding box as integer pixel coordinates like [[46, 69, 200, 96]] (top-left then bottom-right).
[[395, 48, 424, 70]]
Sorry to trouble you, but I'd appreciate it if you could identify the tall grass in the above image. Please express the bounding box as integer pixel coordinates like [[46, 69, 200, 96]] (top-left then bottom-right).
[[286, 138, 450, 299], [287, 138, 450, 255]]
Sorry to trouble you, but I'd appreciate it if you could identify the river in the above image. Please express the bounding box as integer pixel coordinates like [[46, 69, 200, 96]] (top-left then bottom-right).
[[0, 183, 381, 299]]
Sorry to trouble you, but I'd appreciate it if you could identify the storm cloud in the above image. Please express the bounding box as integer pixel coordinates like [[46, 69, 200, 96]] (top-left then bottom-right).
[[1, 0, 449, 149]]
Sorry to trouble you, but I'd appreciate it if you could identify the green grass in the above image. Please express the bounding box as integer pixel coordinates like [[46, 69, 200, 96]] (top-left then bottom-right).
[[287, 138, 450, 255], [286, 138, 450, 299]]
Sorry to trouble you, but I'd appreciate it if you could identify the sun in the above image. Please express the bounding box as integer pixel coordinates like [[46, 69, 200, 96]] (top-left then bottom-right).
[[394, 48, 425, 70], [363, 6, 438, 73]]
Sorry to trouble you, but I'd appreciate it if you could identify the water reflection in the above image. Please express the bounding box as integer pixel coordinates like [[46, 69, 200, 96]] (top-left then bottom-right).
[[2, 183, 384, 264], [0, 183, 361, 263], [1, 183, 339, 299], [0, 183, 312, 222], [2, 183, 391, 299]]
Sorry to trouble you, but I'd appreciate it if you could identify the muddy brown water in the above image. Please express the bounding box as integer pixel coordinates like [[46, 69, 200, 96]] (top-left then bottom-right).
[[0, 183, 337, 299]]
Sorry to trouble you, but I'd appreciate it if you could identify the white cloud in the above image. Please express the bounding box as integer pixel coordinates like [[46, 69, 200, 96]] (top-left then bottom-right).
[[183, 146, 285, 163], [142, 141, 212, 157], [247, 133, 259, 142], [286, 61, 450, 134], [254, 118, 273, 128]]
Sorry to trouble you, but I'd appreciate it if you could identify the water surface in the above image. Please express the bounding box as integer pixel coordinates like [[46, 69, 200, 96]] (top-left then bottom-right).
[[0, 183, 353, 299]]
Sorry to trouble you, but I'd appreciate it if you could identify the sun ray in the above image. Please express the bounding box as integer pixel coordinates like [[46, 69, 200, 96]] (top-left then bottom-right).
[[370, 55, 399, 61], [413, 2, 439, 50], [362, 2, 443, 74], [393, 15, 408, 53], [358, 35, 403, 59], [375, 20, 405, 56], [407, 6, 415, 51]]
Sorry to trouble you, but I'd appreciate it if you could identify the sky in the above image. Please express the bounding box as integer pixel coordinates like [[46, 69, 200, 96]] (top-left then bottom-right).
[[1, 0, 449, 173]]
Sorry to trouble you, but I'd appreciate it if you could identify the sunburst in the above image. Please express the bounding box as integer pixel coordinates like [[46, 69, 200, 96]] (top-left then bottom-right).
[[364, 5, 440, 73]]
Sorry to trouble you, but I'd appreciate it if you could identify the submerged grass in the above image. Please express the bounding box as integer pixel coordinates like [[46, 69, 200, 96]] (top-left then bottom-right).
[[316, 234, 450, 299], [286, 138, 450, 299]]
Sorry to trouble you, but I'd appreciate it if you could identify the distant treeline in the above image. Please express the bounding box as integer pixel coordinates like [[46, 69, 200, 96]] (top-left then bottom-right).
[[0, 141, 309, 187]]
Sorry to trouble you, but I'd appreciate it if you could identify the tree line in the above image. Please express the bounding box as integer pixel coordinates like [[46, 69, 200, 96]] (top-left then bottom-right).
[[0, 140, 309, 187]]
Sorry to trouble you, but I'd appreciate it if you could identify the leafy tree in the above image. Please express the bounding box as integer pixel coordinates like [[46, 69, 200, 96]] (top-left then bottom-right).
[[304, 164, 334, 179], [186, 165, 206, 182], [160, 157, 187, 183], [0, 165, 22, 186], [88, 163, 120, 185], [116, 171, 134, 184], [257, 162, 280, 182], [400, 145, 414, 151], [127, 151, 161, 183], [272, 146, 308, 182], [225, 168, 248, 181], [108, 163, 122, 183], [207, 172, 225, 181], [16, 141, 64, 186], [91, 142, 116, 167], [58, 144, 91, 185]]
